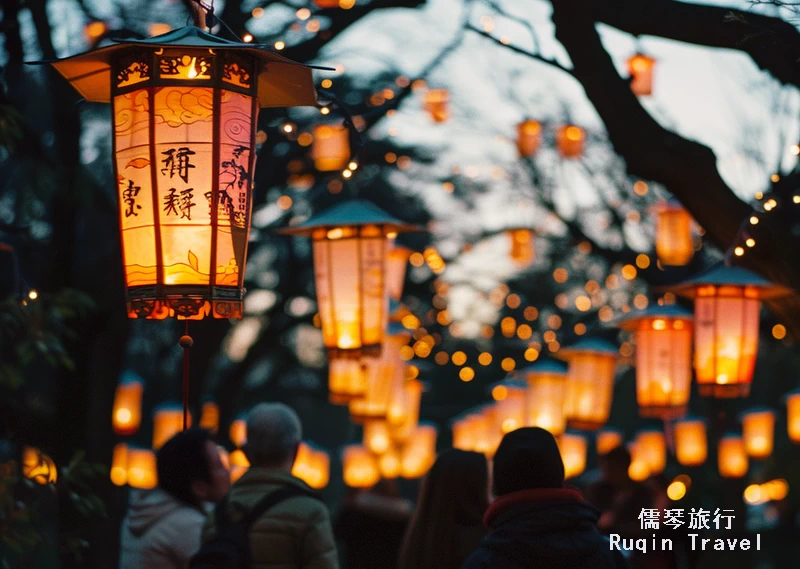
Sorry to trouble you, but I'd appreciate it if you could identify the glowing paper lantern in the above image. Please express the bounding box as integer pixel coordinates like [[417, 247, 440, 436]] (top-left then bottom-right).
[[477, 404, 503, 457], [627, 443, 651, 482], [560, 338, 619, 430], [314, 0, 340, 7], [673, 418, 707, 467], [558, 434, 587, 479], [292, 442, 330, 489], [672, 266, 789, 398], [507, 229, 535, 268], [557, 125, 584, 158], [312, 124, 350, 171], [364, 420, 392, 455], [655, 200, 694, 266], [522, 360, 568, 436], [423, 89, 449, 122], [127, 447, 157, 489], [42, 26, 317, 319], [112, 377, 144, 435], [152, 404, 188, 450], [400, 424, 437, 478], [388, 379, 424, 443], [229, 448, 250, 483], [628, 53, 655, 96], [596, 428, 623, 455], [328, 357, 368, 404], [386, 244, 412, 302], [229, 417, 247, 447], [451, 411, 486, 452], [718, 435, 748, 478], [492, 381, 527, 434], [741, 408, 775, 459], [616, 305, 693, 419], [281, 200, 416, 356], [378, 447, 401, 479], [786, 390, 800, 443], [21, 447, 57, 485], [199, 400, 220, 434], [110, 443, 128, 486], [342, 445, 380, 488], [517, 120, 541, 157], [635, 430, 666, 476]]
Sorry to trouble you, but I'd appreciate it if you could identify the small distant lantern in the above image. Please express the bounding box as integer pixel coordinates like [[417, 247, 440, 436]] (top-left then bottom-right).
[[292, 442, 330, 489], [342, 445, 380, 488], [616, 305, 693, 419], [635, 430, 667, 476], [627, 442, 651, 482], [718, 435, 748, 478], [672, 265, 790, 398], [507, 229, 535, 268], [328, 357, 367, 404], [517, 120, 542, 157], [112, 377, 144, 435], [364, 420, 392, 455], [628, 53, 655, 96], [400, 424, 437, 479], [21, 447, 57, 485], [557, 125, 585, 158], [386, 244, 412, 302], [655, 200, 694, 266], [311, 124, 350, 171], [492, 381, 527, 434], [199, 400, 220, 434], [423, 89, 449, 123], [560, 338, 619, 430], [558, 434, 587, 479], [229, 417, 247, 447], [596, 428, 624, 456], [477, 404, 503, 458], [127, 447, 158, 489], [280, 200, 416, 357], [41, 26, 317, 320], [229, 448, 250, 483], [111, 443, 128, 486], [378, 447, 401, 479], [522, 359, 568, 436], [786, 390, 800, 443], [741, 408, 776, 459], [388, 379, 424, 443], [673, 418, 707, 467], [152, 404, 188, 450]]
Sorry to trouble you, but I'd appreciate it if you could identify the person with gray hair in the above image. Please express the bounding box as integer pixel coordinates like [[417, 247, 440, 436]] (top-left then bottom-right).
[[202, 403, 338, 569]]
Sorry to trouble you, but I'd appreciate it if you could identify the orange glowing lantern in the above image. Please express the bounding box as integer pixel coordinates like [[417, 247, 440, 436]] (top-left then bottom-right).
[[627, 442, 651, 482], [328, 357, 367, 404], [42, 27, 317, 320], [522, 360, 568, 436], [451, 411, 483, 452], [127, 447, 158, 489], [152, 404, 189, 450], [112, 376, 144, 435], [312, 124, 350, 171], [558, 433, 587, 479], [21, 447, 57, 485], [229, 448, 250, 483], [378, 447, 401, 479], [596, 429, 623, 456], [786, 390, 800, 443], [229, 417, 247, 447], [560, 338, 619, 430], [343, 445, 380, 488], [628, 53, 655, 96], [672, 265, 790, 398], [314, 0, 340, 7], [292, 442, 330, 489], [655, 200, 694, 266], [673, 418, 707, 467], [617, 305, 693, 419], [741, 408, 775, 459], [635, 430, 667, 475], [199, 400, 220, 434], [517, 120, 542, 157], [364, 420, 393, 455], [386, 244, 412, 302], [477, 404, 503, 458], [388, 379, 424, 443], [718, 435, 748, 478], [507, 229, 535, 268], [111, 443, 128, 486], [401, 424, 437, 478], [491, 381, 527, 434], [281, 200, 416, 356], [423, 89, 449, 122], [557, 125, 584, 158]]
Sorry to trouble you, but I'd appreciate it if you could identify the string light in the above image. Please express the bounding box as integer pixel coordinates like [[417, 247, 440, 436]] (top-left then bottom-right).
[[348, 162, 358, 170], [242, 33, 254, 43], [320, 107, 330, 115], [745, 238, 756, 248], [734, 246, 745, 256], [274, 41, 286, 50], [750, 216, 759, 225]]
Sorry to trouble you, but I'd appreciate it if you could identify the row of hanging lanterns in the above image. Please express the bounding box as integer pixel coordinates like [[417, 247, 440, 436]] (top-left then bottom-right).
[[512, 120, 586, 159]]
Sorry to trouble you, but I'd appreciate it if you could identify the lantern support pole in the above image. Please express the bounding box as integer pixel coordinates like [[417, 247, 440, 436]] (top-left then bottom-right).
[[179, 321, 193, 430]]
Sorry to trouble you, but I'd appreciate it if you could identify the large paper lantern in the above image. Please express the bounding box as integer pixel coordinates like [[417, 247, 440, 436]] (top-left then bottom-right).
[[423, 89, 449, 122], [522, 360, 568, 436], [400, 424, 437, 479], [110, 443, 128, 486], [655, 200, 694, 266], [507, 229, 535, 268], [312, 124, 350, 171], [560, 338, 619, 430], [517, 120, 541, 157], [718, 435, 748, 478], [388, 379, 424, 443], [386, 244, 412, 302], [740, 408, 775, 460], [628, 53, 655, 96], [491, 381, 527, 434], [786, 390, 800, 443], [673, 418, 707, 467], [616, 305, 693, 419], [558, 434, 587, 479], [557, 125, 584, 158], [112, 376, 144, 435], [635, 430, 666, 476], [199, 400, 220, 434], [152, 404, 188, 450], [342, 445, 380, 488], [127, 447, 158, 489], [596, 428, 623, 456], [281, 200, 416, 357], [672, 266, 790, 398], [41, 27, 317, 319], [21, 447, 57, 485]]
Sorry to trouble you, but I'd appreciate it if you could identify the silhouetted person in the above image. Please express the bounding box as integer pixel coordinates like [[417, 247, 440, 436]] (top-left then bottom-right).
[[399, 449, 489, 569], [462, 427, 629, 569]]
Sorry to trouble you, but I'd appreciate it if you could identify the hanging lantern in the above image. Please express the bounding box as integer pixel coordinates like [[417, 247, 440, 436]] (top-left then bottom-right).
[[672, 265, 790, 398], [152, 404, 188, 450], [292, 442, 330, 489], [616, 305, 693, 419], [451, 415, 474, 452], [558, 434, 587, 479], [110, 443, 128, 486], [363, 420, 392, 455], [423, 89, 449, 123], [378, 447, 401, 479], [741, 408, 776, 459], [281, 200, 416, 356], [517, 120, 541, 157], [328, 357, 367, 404], [342, 445, 380, 488], [229, 448, 250, 483], [673, 418, 707, 467], [655, 200, 694, 266], [628, 53, 655, 96], [476, 404, 503, 457], [627, 442, 651, 482], [718, 435, 748, 478], [491, 381, 527, 434], [229, 416, 247, 448], [557, 125, 585, 158], [400, 424, 437, 479], [560, 338, 619, 430], [386, 244, 412, 302], [127, 447, 158, 489], [596, 428, 623, 456], [21, 447, 57, 485], [388, 379, 424, 443], [112, 376, 144, 435], [311, 124, 350, 171], [635, 430, 667, 476], [507, 229, 535, 268], [199, 400, 220, 434], [786, 390, 800, 443], [40, 27, 317, 320], [522, 359, 568, 436]]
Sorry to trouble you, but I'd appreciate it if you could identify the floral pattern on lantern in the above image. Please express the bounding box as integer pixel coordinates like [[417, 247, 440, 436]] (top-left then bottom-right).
[[517, 120, 542, 157], [557, 125, 584, 158], [628, 53, 655, 96], [312, 124, 350, 171], [112, 375, 144, 435], [560, 338, 619, 430], [673, 418, 707, 467], [654, 200, 694, 267], [558, 433, 587, 479], [522, 359, 568, 436], [740, 408, 775, 460], [718, 435, 748, 478], [423, 89, 449, 123]]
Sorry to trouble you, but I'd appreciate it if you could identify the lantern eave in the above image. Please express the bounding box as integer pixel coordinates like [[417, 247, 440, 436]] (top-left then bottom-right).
[[518, 359, 568, 376], [278, 199, 421, 235], [613, 304, 694, 330], [556, 337, 619, 359], [670, 265, 792, 300]]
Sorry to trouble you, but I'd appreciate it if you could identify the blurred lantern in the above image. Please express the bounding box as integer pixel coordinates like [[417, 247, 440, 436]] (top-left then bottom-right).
[[328, 357, 367, 404], [616, 305, 693, 419], [199, 400, 220, 434], [149, 23, 172, 36], [507, 229, 535, 268], [560, 338, 619, 430], [627, 442, 651, 482], [314, 0, 340, 7], [451, 415, 475, 452], [786, 390, 800, 443], [388, 379, 424, 443], [112, 376, 144, 435], [557, 125, 584, 158], [378, 447, 401, 479], [21, 447, 57, 485], [672, 266, 789, 398], [292, 442, 330, 489], [152, 404, 188, 450], [423, 89, 449, 122], [342, 445, 380, 488], [386, 244, 412, 301], [0, 243, 20, 298], [363, 420, 392, 455], [596, 428, 624, 456], [400, 424, 437, 478], [635, 430, 667, 475], [229, 416, 247, 447], [718, 435, 748, 478], [229, 448, 250, 483], [673, 418, 707, 467], [628, 53, 655, 96], [281, 200, 416, 357], [522, 360, 568, 436], [111, 443, 128, 486], [477, 404, 503, 457], [311, 124, 350, 171], [740, 408, 775, 459], [491, 381, 527, 434], [41, 26, 317, 320], [558, 434, 587, 479], [517, 120, 541, 157], [127, 447, 158, 489], [655, 200, 694, 266]]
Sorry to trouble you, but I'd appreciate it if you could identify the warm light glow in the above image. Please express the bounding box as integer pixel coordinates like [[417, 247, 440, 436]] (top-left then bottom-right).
[[229, 418, 247, 447], [153, 406, 188, 449], [423, 89, 449, 123], [199, 401, 220, 434], [21, 447, 57, 485], [596, 429, 623, 455], [494, 383, 526, 433], [517, 120, 542, 157], [656, 203, 694, 266], [386, 245, 411, 301], [112, 379, 143, 435], [378, 447, 401, 478], [674, 419, 707, 466], [628, 53, 655, 96], [348, 332, 408, 421], [127, 448, 157, 489], [85, 21, 107, 41], [741, 409, 775, 459], [342, 445, 379, 488], [328, 357, 367, 404], [635, 431, 667, 475], [110, 443, 128, 486], [562, 341, 618, 430], [507, 229, 535, 267], [400, 424, 437, 478], [557, 125, 585, 158], [718, 435, 748, 478], [787, 391, 800, 443], [772, 324, 786, 340], [312, 124, 350, 171], [459, 367, 475, 382], [558, 434, 587, 479], [667, 480, 687, 501], [242, 33, 254, 43], [524, 362, 568, 436], [363, 420, 392, 454], [28, 289, 38, 300]]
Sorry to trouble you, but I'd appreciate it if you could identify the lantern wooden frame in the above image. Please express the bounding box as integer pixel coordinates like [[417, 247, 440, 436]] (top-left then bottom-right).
[[560, 338, 619, 430], [521, 359, 568, 436]]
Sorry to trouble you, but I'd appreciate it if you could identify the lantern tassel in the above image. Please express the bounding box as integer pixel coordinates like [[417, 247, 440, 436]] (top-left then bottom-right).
[[179, 321, 194, 430]]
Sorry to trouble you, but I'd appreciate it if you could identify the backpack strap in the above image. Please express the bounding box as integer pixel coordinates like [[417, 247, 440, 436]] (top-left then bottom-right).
[[242, 486, 323, 527]]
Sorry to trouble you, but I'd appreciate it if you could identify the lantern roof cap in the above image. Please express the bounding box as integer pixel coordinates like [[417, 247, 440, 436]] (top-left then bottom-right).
[[636, 428, 665, 436], [119, 369, 144, 385], [783, 389, 800, 400], [720, 432, 743, 440], [29, 26, 320, 108], [279, 200, 419, 235], [518, 359, 568, 376], [674, 415, 705, 424], [557, 337, 619, 358], [614, 304, 694, 329], [670, 264, 791, 299], [739, 406, 776, 418], [153, 401, 184, 412]]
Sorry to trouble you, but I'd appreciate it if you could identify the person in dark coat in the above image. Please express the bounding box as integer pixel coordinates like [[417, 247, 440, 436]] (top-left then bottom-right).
[[461, 427, 629, 569]]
